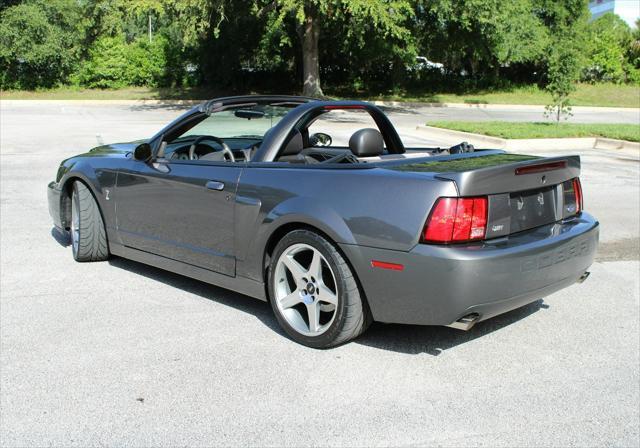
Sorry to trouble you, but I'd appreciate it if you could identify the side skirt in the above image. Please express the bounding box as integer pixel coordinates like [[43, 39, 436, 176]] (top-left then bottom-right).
[[110, 242, 267, 301]]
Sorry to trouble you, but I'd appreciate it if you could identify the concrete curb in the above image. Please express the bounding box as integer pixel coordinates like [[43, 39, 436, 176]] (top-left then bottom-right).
[[594, 137, 640, 151], [1, 99, 638, 113], [371, 100, 639, 113], [0, 99, 203, 106], [416, 125, 640, 153]]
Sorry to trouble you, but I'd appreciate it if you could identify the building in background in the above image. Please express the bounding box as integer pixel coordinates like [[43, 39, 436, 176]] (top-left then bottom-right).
[[589, 0, 640, 27]]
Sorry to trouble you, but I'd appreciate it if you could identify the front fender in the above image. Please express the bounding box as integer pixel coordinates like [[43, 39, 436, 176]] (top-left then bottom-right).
[[56, 159, 120, 245]]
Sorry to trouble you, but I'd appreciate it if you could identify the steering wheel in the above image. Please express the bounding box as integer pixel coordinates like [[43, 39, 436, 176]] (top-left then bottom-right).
[[188, 135, 235, 162]]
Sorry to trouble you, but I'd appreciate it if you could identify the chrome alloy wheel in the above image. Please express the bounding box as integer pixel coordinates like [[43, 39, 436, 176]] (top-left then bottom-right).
[[273, 243, 339, 336], [71, 190, 80, 257]]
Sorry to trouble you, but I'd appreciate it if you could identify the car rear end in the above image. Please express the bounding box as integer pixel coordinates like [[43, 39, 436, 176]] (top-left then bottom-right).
[[341, 152, 599, 328]]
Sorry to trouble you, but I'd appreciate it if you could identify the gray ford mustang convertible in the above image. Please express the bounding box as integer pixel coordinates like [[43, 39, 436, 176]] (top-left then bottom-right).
[[48, 95, 599, 348]]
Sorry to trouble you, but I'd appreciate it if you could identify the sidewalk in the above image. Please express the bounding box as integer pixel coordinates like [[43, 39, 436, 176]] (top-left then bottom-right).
[[416, 125, 640, 156], [2, 98, 639, 114]]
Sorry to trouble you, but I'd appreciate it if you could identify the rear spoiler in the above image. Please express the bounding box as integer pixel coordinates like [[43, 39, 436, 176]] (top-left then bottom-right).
[[436, 155, 580, 196]]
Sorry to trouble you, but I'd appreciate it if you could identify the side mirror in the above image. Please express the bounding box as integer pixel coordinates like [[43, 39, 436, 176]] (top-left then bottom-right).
[[133, 143, 152, 161], [309, 132, 332, 147]]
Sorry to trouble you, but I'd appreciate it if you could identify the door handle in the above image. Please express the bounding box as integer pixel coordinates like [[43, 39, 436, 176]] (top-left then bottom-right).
[[205, 180, 225, 191]]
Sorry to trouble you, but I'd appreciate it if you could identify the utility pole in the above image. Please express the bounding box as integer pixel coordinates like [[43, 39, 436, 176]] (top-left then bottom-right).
[[148, 14, 152, 43]]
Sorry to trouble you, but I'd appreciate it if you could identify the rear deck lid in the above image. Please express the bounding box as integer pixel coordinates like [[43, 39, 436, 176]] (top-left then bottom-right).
[[392, 152, 582, 240]]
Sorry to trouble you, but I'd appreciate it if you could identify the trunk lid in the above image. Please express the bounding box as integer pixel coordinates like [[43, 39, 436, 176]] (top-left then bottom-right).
[[389, 152, 582, 240]]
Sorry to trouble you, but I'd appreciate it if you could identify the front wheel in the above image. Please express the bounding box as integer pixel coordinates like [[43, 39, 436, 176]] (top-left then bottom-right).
[[268, 230, 371, 348], [70, 181, 109, 262]]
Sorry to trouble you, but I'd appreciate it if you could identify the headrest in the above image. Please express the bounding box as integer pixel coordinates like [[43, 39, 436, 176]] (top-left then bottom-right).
[[348, 128, 384, 157], [281, 130, 304, 156]]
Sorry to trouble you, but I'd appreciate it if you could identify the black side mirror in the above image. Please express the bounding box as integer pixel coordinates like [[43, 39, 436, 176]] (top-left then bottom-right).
[[133, 143, 152, 161]]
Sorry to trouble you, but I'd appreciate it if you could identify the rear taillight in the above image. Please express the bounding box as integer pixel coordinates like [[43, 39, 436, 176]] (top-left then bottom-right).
[[562, 177, 583, 217], [422, 197, 488, 244], [574, 178, 583, 213]]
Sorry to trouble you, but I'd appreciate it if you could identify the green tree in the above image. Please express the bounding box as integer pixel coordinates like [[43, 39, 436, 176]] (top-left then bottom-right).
[[544, 43, 580, 121], [583, 13, 632, 83], [415, 0, 548, 80], [0, 0, 84, 89], [533, 0, 589, 121], [254, 0, 415, 96]]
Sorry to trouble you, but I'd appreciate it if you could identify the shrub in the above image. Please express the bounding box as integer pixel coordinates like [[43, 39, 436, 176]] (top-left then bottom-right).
[[582, 13, 633, 83], [74, 35, 167, 88]]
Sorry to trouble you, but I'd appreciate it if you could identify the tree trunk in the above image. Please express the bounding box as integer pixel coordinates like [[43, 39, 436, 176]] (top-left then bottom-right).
[[302, 3, 323, 97]]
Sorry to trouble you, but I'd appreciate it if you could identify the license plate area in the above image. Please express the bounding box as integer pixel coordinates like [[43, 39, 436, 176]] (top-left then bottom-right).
[[509, 185, 559, 233]]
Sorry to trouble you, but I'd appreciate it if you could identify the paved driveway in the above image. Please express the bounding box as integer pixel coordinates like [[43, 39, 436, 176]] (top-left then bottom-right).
[[1, 102, 638, 447], [386, 103, 640, 124]]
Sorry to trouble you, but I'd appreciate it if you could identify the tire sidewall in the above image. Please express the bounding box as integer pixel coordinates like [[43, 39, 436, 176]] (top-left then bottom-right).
[[71, 182, 80, 260], [268, 230, 352, 348]]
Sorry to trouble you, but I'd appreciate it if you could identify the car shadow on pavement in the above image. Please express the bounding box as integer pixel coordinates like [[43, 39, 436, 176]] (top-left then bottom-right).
[[356, 300, 547, 355], [107, 254, 546, 353], [107, 256, 285, 334]]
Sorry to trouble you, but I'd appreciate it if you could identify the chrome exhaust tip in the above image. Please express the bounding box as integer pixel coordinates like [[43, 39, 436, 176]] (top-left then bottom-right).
[[577, 271, 591, 284], [446, 313, 480, 331]]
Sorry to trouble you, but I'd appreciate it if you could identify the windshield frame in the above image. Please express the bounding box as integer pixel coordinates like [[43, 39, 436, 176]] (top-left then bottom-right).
[[147, 95, 317, 158]]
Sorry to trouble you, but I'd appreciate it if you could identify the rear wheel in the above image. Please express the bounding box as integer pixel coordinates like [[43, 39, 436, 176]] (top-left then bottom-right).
[[70, 181, 109, 262], [268, 230, 371, 348]]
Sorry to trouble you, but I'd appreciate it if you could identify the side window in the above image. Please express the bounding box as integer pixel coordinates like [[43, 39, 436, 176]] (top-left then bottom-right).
[[306, 109, 386, 149], [161, 105, 292, 163]]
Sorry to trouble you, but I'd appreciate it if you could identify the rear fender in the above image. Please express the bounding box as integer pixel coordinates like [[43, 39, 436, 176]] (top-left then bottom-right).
[[236, 196, 357, 282]]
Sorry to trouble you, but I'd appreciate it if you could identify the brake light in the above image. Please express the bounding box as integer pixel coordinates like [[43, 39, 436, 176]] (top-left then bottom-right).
[[515, 160, 567, 175], [574, 178, 583, 213], [562, 177, 583, 217], [422, 197, 488, 244]]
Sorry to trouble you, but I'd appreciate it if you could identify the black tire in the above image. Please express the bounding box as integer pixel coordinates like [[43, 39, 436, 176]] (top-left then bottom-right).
[[70, 181, 109, 262], [268, 229, 372, 348]]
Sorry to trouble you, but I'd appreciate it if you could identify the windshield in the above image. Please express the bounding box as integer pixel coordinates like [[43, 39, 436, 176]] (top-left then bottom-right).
[[182, 104, 291, 139]]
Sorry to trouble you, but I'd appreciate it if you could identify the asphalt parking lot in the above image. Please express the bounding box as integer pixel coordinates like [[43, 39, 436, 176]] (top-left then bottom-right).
[[1, 102, 639, 447]]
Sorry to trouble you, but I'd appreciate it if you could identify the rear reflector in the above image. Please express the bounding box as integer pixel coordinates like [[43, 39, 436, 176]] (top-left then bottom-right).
[[422, 197, 488, 244], [515, 161, 567, 175], [371, 260, 404, 271]]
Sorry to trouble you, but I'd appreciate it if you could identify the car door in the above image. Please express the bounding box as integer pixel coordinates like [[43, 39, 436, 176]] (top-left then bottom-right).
[[114, 157, 242, 277]]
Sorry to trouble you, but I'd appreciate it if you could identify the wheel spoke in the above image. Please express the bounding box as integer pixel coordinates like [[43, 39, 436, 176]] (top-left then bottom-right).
[[317, 284, 337, 305], [274, 242, 339, 337], [306, 302, 320, 333], [279, 291, 302, 309], [283, 255, 306, 284], [308, 250, 323, 281]]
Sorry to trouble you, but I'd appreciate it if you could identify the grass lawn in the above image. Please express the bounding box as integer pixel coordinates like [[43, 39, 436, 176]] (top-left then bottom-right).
[[356, 83, 640, 108], [0, 86, 220, 101], [427, 121, 640, 142], [2, 83, 639, 108]]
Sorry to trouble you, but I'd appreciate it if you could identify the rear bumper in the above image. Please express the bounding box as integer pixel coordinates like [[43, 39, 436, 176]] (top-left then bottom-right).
[[47, 181, 64, 229], [340, 212, 599, 326]]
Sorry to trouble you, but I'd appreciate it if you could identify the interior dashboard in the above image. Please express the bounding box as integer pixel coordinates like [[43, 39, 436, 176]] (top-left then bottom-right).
[[166, 137, 262, 162]]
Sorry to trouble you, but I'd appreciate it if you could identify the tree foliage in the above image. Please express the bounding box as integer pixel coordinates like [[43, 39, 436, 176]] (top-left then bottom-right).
[[582, 13, 636, 83], [253, 0, 415, 95], [0, 0, 637, 96], [417, 0, 548, 78], [73, 35, 168, 88], [0, 0, 83, 89]]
